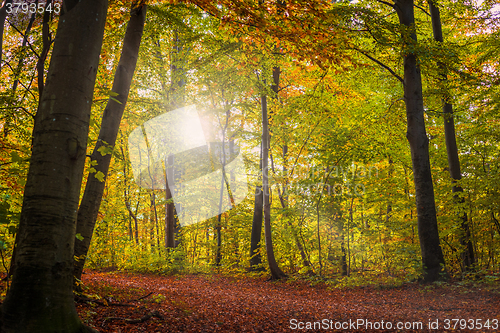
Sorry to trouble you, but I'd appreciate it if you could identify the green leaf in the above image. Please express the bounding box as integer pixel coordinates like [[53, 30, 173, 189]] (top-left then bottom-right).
[[97, 145, 113, 156], [95, 171, 105, 182], [75, 233, 84, 241], [10, 151, 22, 163], [110, 96, 123, 104]]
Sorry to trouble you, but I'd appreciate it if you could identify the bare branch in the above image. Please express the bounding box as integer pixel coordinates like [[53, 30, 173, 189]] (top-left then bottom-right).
[[353, 48, 404, 83], [375, 0, 395, 8], [414, 3, 431, 16]]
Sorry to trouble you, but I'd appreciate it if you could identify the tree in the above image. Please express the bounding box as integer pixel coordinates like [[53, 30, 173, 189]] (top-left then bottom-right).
[[73, 2, 147, 284], [1, 0, 108, 331], [250, 142, 263, 270], [393, 0, 446, 282], [165, 27, 186, 249], [427, 0, 475, 272], [261, 86, 287, 280]]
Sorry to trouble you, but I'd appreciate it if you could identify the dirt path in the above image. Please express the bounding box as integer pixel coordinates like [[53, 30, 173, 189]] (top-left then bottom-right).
[[77, 270, 499, 332]]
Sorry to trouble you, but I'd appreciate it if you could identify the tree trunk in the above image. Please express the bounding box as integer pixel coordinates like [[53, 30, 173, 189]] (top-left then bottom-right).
[[11, 8, 36, 94], [340, 231, 348, 276], [395, 0, 446, 282], [272, 63, 310, 273], [164, 30, 186, 248], [165, 155, 176, 248], [1, 0, 107, 331], [152, 192, 160, 247], [428, 0, 475, 272], [261, 93, 286, 280], [149, 192, 156, 249], [215, 216, 222, 266], [0, 0, 13, 77], [36, 0, 53, 104], [386, 156, 393, 224], [250, 185, 264, 270], [73, 3, 147, 283]]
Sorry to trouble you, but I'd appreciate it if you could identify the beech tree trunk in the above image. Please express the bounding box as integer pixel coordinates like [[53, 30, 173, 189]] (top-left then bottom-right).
[[164, 153, 177, 249], [250, 185, 264, 270], [164, 30, 185, 249], [261, 93, 286, 280], [250, 138, 264, 270], [73, 3, 147, 283], [428, 0, 475, 271], [395, 0, 446, 282], [1, 0, 107, 332]]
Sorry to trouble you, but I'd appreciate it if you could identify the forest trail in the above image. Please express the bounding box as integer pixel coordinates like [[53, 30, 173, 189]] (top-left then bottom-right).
[[77, 270, 499, 332]]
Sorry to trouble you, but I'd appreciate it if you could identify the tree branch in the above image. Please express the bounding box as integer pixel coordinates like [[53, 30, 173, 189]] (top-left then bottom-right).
[[414, 3, 430, 16], [353, 48, 404, 83], [375, 0, 395, 8], [103, 310, 163, 324]]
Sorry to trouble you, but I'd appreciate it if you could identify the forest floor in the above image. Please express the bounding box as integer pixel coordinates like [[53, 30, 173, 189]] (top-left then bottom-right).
[[76, 270, 500, 333]]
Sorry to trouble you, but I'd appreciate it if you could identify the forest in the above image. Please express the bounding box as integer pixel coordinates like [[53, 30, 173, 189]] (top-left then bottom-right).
[[0, 0, 499, 332]]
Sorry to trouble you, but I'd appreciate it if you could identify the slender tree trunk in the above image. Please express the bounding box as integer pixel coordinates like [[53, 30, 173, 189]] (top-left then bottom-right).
[[0, 0, 13, 77], [214, 112, 232, 267], [395, 0, 446, 282], [149, 192, 157, 249], [428, 0, 475, 271], [340, 230, 348, 276], [1, 3, 35, 137], [1, 0, 107, 331], [73, 3, 147, 283], [250, 141, 264, 270], [7, 0, 52, 280], [348, 197, 355, 276], [36, 0, 53, 104], [215, 217, 222, 266], [250, 185, 264, 270], [261, 93, 286, 280], [386, 156, 393, 224], [152, 192, 160, 247], [134, 201, 140, 243], [274, 165, 313, 273], [121, 146, 134, 241], [165, 155, 176, 248], [316, 195, 323, 275], [11, 8, 36, 94], [164, 30, 186, 248]]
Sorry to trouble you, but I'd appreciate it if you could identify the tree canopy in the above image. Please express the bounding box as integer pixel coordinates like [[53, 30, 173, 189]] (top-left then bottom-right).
[[0, 0, 499, 330]]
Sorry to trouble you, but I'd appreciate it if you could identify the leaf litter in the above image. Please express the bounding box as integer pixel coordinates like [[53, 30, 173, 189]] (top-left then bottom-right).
[[76, 270, 499, 332]]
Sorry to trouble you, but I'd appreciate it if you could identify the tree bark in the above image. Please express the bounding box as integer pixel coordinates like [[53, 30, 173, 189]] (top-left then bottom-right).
[[395, 0, 446, 282], [428, 0, 475, 271], [1, 0, 107, 331], [73, 3, 147, 283]]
